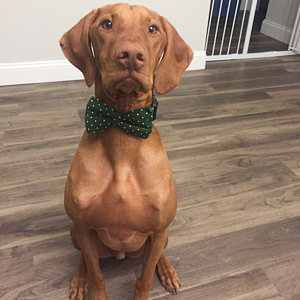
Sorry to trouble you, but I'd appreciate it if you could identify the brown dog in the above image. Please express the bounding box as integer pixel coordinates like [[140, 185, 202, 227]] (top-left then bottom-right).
[[60, 4, 193, 300]]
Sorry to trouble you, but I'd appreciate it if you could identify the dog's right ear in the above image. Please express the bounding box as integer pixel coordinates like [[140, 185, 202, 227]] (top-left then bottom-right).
[[59, 10, 100, 87], [154, 17, 193, 95]]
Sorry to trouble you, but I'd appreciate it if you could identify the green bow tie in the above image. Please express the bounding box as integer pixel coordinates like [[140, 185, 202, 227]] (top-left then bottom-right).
[[85, 96, 158, 139]]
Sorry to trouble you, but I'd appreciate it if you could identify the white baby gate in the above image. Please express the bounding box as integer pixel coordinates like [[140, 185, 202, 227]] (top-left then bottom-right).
[[205, 0, 300, 61]]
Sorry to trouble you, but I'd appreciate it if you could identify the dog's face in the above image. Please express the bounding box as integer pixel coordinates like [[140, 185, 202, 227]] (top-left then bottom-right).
[[60, 4, 193, 111]]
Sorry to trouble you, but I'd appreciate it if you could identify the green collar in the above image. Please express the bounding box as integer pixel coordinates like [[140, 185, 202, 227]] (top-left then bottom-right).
[[85, 96, 158, 139]]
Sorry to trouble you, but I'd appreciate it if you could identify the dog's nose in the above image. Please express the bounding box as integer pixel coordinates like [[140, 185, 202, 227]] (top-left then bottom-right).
[[117, 43, 146, 71]]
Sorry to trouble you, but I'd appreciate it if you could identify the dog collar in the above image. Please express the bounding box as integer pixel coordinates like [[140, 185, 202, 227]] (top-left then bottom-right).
[[85, 96, 158, 139]]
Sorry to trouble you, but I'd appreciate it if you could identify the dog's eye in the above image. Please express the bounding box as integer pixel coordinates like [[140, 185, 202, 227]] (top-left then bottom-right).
[[149, 25, 158, 34], [101, 19, 113, 30]]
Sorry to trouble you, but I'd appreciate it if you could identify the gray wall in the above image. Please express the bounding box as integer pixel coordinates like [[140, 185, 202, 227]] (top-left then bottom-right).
[[0, 0, 210, 64], [261, 0, 300, 44], [264, 0, 299, 29]]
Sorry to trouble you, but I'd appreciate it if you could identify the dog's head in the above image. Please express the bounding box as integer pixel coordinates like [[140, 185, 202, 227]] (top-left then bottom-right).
[[60, 4, 193, 111]]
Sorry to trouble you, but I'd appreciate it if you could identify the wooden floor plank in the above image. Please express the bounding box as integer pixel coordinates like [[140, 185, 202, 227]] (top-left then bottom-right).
[[153, 269, 282, 300], [265, 256, 300, 300], [149, 217, 300, 298]]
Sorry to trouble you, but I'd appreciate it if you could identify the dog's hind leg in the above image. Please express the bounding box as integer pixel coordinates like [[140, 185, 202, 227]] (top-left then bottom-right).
[[69, 254, 88, 300], [156, 253, 181, 294]]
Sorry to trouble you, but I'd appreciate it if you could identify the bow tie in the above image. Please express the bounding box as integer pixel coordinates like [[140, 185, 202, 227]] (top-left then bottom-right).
[[85, 96, 158, 139]]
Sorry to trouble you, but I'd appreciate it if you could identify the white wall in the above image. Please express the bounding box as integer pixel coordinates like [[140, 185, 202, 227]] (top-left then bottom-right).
[[0, 0, 211, 85], [261, 0, 300, 44]]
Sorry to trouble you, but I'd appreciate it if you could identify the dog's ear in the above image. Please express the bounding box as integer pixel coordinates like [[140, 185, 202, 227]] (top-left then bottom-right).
[[59, 10, 100, 87], [154, 18, 193, 95]]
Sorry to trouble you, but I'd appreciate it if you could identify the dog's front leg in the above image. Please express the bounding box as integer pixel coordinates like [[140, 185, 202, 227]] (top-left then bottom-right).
[[134, 228, 168, 300], [75, 225, 108, 300]]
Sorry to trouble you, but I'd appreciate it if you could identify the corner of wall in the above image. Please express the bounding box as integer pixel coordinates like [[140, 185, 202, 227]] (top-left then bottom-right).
[[188, 51, 207, 71], [261, 19, 292, 44]]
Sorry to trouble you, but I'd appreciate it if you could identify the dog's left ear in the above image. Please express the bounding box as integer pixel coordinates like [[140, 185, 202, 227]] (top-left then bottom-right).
[[154, 17, 193, 95]]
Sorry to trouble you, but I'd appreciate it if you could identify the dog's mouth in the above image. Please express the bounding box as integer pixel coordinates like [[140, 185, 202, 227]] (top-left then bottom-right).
[[102, 72, 152, 111], [114, 77, 144, 98], [115, 72, 151, 92], [108, 72, 150, 95]]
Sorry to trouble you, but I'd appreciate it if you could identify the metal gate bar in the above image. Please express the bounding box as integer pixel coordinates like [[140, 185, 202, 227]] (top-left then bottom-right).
[[205, 0, 217, 52], [212, 0, 225, 55], [242, 0, 258, 54], [219, 0, 232, 54], [236, 0, 249, 53], [227, 0, 241, 54], [289, 5, 300, 51]]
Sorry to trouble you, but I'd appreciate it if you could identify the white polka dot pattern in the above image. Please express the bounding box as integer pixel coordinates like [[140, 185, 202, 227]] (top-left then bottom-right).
[[85, 97, 156, 139]]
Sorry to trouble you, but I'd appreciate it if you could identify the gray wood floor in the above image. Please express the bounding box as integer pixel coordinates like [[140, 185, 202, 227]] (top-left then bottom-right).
[[1, 55, 300, 299]]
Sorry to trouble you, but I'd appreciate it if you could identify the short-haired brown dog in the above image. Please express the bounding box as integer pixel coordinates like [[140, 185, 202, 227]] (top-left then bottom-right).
[[60, 3, 193, 300]]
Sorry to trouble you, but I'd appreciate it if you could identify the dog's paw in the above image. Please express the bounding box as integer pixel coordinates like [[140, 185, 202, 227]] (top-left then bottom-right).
[[134, 279, 151, 300], [157, 254, 181, 294], [69, 273, 88, 300], [89, 289, 108, 300]]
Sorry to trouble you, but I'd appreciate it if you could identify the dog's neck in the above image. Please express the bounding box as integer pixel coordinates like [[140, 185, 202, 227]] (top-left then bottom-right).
[[100, 130, 148, 164], [89, 76, 158, 162]]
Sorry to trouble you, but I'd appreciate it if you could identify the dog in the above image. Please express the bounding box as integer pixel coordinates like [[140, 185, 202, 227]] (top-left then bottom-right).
[[60, 4, 193, 300]]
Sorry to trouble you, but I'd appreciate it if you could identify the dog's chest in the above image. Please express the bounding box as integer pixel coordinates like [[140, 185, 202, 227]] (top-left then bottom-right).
[[91, 172, 166, 252], [71, 160, 173, 233], [98, 170, 167, 229], [66, 132, 176, 243]]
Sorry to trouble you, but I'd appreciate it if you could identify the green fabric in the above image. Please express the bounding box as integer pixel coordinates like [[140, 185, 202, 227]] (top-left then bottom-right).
[[85, 96, 156, 139]]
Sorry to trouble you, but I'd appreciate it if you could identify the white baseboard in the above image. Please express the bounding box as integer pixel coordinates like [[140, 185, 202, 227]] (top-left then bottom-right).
[[206, 50, 296, 61], [261, 19, 292, 44], [188, 51, 207, 70], [0, 60, 83, 86], [0, 51, 206, 86]]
